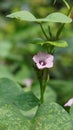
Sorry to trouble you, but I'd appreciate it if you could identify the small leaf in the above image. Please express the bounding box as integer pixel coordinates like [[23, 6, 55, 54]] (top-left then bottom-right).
[[31, 102, 72, 130], [43, 12, 72, 23], [7, 10, 36, 21], [0, 104, 30, 130], [7, 11, 72, 23], [26, 38, 68, 47], [45, 40, 68, 47]]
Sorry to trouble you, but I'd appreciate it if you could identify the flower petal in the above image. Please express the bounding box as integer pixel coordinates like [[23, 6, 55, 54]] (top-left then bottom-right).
[[33, 55, 39, 63], [32, 51, 54, 69], [64, 98, 73, 107], [45, 61, 53, 68]]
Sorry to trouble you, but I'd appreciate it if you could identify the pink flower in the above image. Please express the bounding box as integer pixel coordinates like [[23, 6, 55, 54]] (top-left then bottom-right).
[[64, 98, 73, 107], [32, 52, 54, 69]]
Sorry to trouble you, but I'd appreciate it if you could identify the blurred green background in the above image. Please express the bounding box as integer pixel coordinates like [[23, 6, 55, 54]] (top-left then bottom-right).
[[0, 0, 73, 106]]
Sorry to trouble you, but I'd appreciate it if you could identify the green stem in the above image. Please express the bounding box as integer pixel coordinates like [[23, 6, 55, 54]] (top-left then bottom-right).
[[39, 69, 49, 104], [43, 69, 49, 92], [39, 23, 49, 40], [40, 85, 44, 104], [56, 5, 73, 39], [39, 70, 44, 104]]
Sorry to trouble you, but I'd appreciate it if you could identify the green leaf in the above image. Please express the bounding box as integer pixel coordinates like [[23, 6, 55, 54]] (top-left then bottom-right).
[[0, 78, 39, 111], [31, 102, 72, 130], [7, 10, 36, 21], [70, 105, 73, 127], [29, 39, 68, 48], [7, 11, 72, 23], [43, 12, 72, 23], [0, 104, 30, 130], [14, 91, 40, 111], [45, 40, 68, 47], [0, 78, 23, 102], [22, 106, 38, 119]]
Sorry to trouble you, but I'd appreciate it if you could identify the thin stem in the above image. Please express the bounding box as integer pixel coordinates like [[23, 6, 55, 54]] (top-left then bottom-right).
[[43, 69, 49, 92], [40, 85, 44, 104], [39, 23, 49, 40], [39, 70, 44, 104], [56, 5, 73, 39], [39, 69, 49, 104], [48, 26, 53, 38], [56, 24, 65, 39]]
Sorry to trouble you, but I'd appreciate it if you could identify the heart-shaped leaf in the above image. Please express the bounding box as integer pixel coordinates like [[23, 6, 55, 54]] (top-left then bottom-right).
[[0, 104, 30, 130], [31, 102, 72, 130], [7, 10, 72, 23], [70, 105, 73, 127], [14, 91, 40, 111], [0, 78, 39, 111]]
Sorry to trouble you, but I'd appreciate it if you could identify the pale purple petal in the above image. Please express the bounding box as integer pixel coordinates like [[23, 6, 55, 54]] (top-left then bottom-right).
[[32, 51, 54, 69], [46, 55, 54, 62], [46, 56, 54, 66], [64, 98, 73, 107], [33, 52, 45, 63], [33, 52, 52, 63], [33, 54, 40, 63], [45, 61, 53, 68]]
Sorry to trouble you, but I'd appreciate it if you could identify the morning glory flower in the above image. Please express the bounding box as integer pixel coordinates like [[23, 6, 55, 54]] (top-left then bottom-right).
[[32, 52, 54, 69], [64, 98, 73, 107]]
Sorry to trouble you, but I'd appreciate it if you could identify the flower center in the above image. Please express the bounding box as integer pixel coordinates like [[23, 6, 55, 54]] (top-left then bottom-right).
[[39, 60, 46, 66]]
